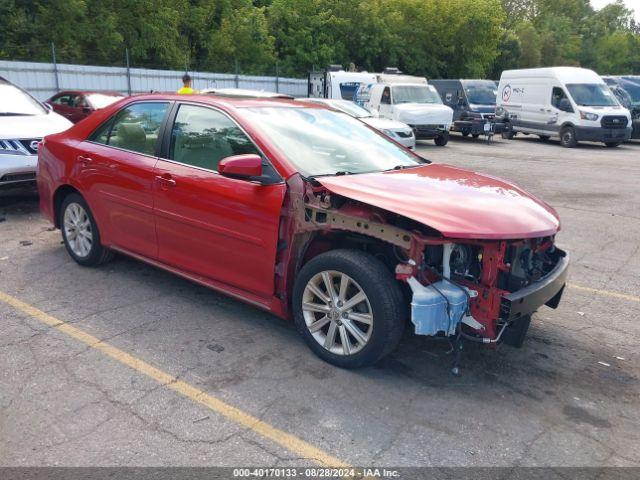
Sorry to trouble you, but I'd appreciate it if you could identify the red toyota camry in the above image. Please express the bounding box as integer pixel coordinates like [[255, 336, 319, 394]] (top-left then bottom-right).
[[37, 94, 569, 369]]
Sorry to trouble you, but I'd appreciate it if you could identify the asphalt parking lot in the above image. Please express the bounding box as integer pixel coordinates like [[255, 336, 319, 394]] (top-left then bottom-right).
[[0, 134, 638, 469]]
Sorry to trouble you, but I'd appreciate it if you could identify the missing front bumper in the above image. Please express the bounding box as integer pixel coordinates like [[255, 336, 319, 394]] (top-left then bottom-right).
[[500, 249, 570, 322]]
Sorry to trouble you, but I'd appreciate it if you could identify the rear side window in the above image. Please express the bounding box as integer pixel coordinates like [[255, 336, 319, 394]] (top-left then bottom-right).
[[89, 102, 169, 155], [168, 104, 259, 171]]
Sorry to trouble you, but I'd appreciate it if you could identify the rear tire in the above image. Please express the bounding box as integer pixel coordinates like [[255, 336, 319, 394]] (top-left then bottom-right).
[[293, 249, 405, 369], [461, 131, 470, 137], [560, 126, 578, 148], [60, 193, 113, 267], [472, 133, 480, 139], [605, 142, 621, 148], [434, 133, 449, 146]]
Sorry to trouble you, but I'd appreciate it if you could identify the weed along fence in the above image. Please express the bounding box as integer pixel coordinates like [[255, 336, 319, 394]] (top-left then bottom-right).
[[0, 60, 308, 100]]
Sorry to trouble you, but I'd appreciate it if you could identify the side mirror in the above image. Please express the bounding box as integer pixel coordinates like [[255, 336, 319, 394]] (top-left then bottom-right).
[[44, 102, 54, 111], [559, 98, 572, 112], [82, 107, 92, 114], [458, 97, 466, 106], [218, 154, 262, 180]]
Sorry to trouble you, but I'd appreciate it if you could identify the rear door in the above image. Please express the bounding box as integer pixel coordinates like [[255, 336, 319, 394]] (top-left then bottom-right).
[[78, 101, 171, 258], [153, 103, 286, 297]]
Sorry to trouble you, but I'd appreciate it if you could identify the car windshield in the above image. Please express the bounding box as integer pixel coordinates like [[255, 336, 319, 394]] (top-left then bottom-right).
[[330, 100, 372, 118], [619, 81, 640, 106], [566, 83, 618, 107], [393, 85, 442, 104], [464, 82, 498, 105], [87, 93, 124, 109], [0, 80, 47, 115], [243, 107, 422, 177]]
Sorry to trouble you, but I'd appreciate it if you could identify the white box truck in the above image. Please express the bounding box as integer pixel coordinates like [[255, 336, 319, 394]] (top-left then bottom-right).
[[497, 67, 632, 148], [356, 73, 454, 146]]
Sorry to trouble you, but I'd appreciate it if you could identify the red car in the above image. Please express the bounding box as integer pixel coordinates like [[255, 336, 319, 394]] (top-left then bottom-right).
[[37, 94, 569, 368], [46, 90, 125, 123]]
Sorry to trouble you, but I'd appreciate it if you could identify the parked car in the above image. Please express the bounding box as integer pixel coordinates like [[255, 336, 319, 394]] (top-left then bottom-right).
[[200, 87, 294, 99], [0, 77, 72, 189], [602, 75, 640, 139], [37, 94, 568, 368], [497, 67, 632, 147], [430, 79, 506, 137], [298, 98, 416, 149], [47, 90, 125, 123], [356, 76, 454, 146]]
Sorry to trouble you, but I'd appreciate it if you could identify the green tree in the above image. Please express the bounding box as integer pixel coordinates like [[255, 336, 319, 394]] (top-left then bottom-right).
[[204, 2, 276, 74]]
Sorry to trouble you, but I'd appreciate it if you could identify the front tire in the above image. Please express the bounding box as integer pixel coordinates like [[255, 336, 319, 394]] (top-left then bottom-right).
[[560, 126, 578, 148], [605, 142, 621, 148], [293, 249, 405, 368], [60, 193, 113, 266], [434, 133, 449, 146]]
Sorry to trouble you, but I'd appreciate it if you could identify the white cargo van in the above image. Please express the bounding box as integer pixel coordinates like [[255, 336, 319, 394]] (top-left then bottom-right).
[[357, 79, 453, 146], [497, 67, 632, 148]]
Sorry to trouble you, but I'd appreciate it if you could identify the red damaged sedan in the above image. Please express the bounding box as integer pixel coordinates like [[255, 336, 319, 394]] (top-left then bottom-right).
[[37, 94, 569, 368]]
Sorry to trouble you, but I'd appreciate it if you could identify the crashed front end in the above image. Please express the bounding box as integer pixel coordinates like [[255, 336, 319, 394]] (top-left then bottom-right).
[[280, 173, 569, 348]]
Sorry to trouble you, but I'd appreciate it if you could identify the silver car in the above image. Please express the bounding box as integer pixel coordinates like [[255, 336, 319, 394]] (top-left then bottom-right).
[[298, 98, 416, 149], [1, 77, 72, 189]]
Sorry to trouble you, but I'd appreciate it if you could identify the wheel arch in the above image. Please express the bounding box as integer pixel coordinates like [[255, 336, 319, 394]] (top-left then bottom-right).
[[53, 184, 82, 228]]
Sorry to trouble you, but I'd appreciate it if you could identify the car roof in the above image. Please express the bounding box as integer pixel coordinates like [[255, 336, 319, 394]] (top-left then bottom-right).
[[53, 90, 125, 96], [200, 88, 294, 99], [125, 93, 326, 110]]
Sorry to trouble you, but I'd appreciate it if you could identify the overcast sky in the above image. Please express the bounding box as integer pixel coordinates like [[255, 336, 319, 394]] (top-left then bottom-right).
[[591, 0, 640, 21]]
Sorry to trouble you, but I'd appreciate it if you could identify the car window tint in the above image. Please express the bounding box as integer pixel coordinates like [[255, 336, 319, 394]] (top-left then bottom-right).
[[169, 104, 259, 171], [94, 102, 169, 155]]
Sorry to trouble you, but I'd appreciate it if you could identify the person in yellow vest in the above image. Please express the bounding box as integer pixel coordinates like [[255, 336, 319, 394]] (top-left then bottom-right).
[[177, 73, 196, 94]]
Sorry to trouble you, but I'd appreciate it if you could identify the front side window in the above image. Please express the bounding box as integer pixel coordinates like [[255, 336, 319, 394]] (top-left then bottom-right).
[[381, 87, 391, 104], [551, 87, 570, 110], [169, 104, 259, 171], [242, 106, 423, 178], [392, 85, 442, 105], [566, 83, 618, 107], [89, 102, 169, 155]]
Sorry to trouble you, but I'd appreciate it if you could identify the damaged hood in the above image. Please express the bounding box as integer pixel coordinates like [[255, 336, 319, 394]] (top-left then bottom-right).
[[317, 164, 560, 239]]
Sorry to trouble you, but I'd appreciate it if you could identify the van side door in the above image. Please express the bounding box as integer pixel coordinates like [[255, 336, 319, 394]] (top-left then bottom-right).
[[548, 86, 573, 133]]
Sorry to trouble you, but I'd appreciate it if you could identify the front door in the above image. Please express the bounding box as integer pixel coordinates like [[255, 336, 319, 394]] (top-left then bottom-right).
[[78, 101, 170, 258], [153, 103, 286, 297]]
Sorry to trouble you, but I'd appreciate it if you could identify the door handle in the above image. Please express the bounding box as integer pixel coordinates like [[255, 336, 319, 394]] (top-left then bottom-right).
[[155, 175, 177, 187], [77, 155, 93, 166]]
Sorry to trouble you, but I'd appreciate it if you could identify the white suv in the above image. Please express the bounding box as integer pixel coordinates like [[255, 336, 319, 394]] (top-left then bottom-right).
[[1, 77, 72, 189]]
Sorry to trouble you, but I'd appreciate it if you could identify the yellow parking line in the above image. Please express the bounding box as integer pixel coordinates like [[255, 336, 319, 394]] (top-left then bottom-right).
[[0, 290, 348, 467], [567, 283, 639, 303]]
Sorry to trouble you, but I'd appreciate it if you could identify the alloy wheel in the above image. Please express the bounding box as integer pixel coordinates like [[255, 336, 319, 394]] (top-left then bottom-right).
[[63, 202, 93, 258], [301, 270, 373, 356]]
